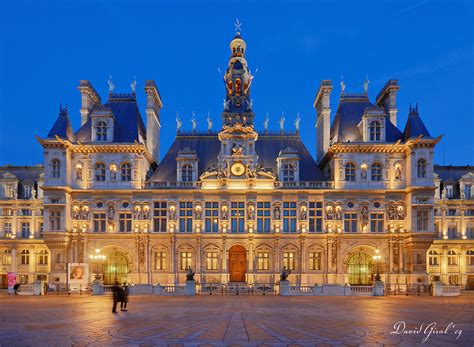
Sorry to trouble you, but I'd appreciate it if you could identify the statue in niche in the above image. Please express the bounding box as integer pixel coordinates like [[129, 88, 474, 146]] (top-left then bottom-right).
[[361, 166, 367, 180], [387, 205, 396, 220], [361, 205, 369, 222], [133, 206, 142, 220], [397, 206, 405, 220], [81, 206, 89, 220], [326, 206, 334, 220], [394, 165, 402, 180], [273, 205, 281, 220], [195, 207, 202, 220], [335, 207, 342, 220], [221, 207, 228, 220], [107, 205, 115, 220], [247, 206, 255, 220], [31, 188, 36, 200], [142, 207, 150, 220], [169, 206, 176, 221], [442, 187, 447, 199], [72, 206, 81, 220], [280, 266, 291, 281], [300, 207, 307, 220]]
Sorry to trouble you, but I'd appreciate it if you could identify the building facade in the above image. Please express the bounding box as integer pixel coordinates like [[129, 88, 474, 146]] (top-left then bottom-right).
[[1, 30, 473, 289]]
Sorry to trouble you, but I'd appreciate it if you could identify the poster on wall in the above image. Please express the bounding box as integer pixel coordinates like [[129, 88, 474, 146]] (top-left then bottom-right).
[[67, 263, 89, 291], [7, 272, 16, 294]]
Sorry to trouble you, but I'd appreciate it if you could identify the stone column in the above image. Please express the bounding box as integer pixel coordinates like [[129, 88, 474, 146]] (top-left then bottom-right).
[[299, 236, 305, 285], [222, 236, 227, 283], [248, 235, 254, 284]]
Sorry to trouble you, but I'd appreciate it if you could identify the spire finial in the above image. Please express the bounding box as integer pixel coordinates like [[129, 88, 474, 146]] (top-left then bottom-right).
[[234, 18, 242, 34], [363, 74, 370, 95], [340, 75, 345, 96]]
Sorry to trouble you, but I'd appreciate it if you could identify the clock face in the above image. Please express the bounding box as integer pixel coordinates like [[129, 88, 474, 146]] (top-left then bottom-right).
[[231, 163, 245, 176]]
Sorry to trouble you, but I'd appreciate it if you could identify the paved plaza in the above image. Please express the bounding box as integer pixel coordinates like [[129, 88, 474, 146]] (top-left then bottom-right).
[[0, 292, 473, 346]]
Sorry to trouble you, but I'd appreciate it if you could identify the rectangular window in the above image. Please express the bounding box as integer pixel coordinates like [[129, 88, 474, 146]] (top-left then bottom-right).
[[309, 252, 321, 270], [308, 202, 323, 233], [3, 208, 12, 216], [119, 213, 132, 232], [4, 222, 12, 238], [466, 227, 474, 239], [283, 252, 296, 270], [21, 223, 30, 238], [205, 202, 219, 233], [155, 252, 167, 270], [447, 225, 457, 239], [50, 211, 61, 231], [257, 202, 271, 233], [416, 210, 429, 231], [206, 252, 218, 270], [257, 252, 270, 270], [231, 202, 245, 233], [448, 209, 456, 216], [2, 250, 12, 265], [153, 202, 167, 232], [180, 252, 192, 270], [179, 202, 193, 233], [465, 209, 474, 216], [93, 213, 106, 232], [344, 213, 357, 233], [283, 202, 297, 233], [370, 213, 384, 233], [21, 209, 31, 216]]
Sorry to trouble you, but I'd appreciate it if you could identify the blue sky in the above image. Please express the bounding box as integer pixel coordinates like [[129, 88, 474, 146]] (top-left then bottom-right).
[[0, 0, 473, 166]]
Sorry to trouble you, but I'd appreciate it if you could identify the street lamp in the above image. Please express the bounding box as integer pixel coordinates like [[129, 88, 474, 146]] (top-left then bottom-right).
[[89, 249, 106, 281], [373, 249, 382, 282]]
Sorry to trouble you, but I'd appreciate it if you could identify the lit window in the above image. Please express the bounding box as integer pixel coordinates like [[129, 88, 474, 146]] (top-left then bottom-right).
[[345, 163, 356, 181], [20, 250, 30, 265], [309, 252, 321, 270], [344, 213, 358, 232], [3, 250, 12, 265], [369, 120, 381, 141], [428, 250, 439, 266], [180, 252, 192, 270], [121, 162, 132, 181], [4, 222, 12, 238], [371, 163, 382, 181], [93, 213, 106, 232], [416, 210, 429, 231], [181, 164, 193, 182], [283, 252, 296, 270], [95, 163, 106, 181], [417, 159, 427, 178], [447, 250, 458, 266], [466, 250, 474, 266], [119, 213, 132, 232], [370, 213, 384, 233], [282, 163, 295, 182], [96, 121, 108, 141], [206, 252, 218, 270], [308, 202, 323, 233], [37, 250, 48, 265], [155, 252, 167, 270], [51, 159, 60, 178], [257, 252, 270, 270]]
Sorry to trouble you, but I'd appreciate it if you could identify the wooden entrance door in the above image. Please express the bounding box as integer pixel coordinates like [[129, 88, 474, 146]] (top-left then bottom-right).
[[229, 245, 246, 282]]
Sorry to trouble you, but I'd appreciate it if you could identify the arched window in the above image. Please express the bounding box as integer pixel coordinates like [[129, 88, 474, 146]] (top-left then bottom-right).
[[417, 159, 427, 178], [283, 163, 295, 182], [466, 250, 474, 266], [95, 163, 106, 181], [51, 159, 60, 178], [20, 250, 30, 265], [447, 250, 458, 266], [371, 163, 382, 181], [369, 121, 381, 141], [96, 121, 108, 141], [428, 250, 439, 266], [121, 162, 132, 181], [345, 163, 356, 181], [181, 164, 193, 182], [37, 250, 48, 265]]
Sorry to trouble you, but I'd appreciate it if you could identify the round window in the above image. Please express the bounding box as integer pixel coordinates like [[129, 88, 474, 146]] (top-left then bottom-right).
[[96, 201, 104, 208], [373, 201, 381, 208], [122, 201, 130, 208], [347, 201, 354, 208]]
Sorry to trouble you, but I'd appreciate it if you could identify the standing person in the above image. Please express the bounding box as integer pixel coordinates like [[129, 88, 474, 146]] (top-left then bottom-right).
[[121, 281, 129, 312], [111, 281, 120, 314]]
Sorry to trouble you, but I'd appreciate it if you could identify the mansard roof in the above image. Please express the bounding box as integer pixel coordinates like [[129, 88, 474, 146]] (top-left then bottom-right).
[[149, 131, 325, 182], [0, 165, 44, 183], [75, 93, 146, 143], [330, 95, 402, 143], [402, 106, 431, 141], [47, 107, 74, 141], [434, 165, 474, 183]]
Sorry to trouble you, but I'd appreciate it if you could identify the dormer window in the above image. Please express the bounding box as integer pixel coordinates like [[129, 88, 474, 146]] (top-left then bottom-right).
[[417, 159, 426, 178], [369, 121, 381, 141], [96, 121, 108, 141], [51, 159, 60, 178], [121, 162, 132, 181], [181, 164, 193, 182], [371, 163, 382, 181], [283, 164, 295, 182], [95, 163, 106, 181], [345, 163, 356, 181]]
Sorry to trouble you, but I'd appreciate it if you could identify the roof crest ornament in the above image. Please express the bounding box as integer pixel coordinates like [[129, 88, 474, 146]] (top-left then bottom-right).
[[176, 111, 182, 133], [279, 112, 285, 133], [363, 74, 370, 95], [108, 74, 115, 93], [340, 75, 345, 96], [130, 75, 137, 93], [191, 112, 197, 132], [264, 113, 269, 133], [207, 112, 213, 131], [294, 112, 301, 133], [235, 18, 242, 34]]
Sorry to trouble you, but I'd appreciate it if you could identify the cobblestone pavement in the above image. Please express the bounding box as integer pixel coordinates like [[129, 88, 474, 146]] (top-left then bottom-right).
[[0, 292, 473, 346]]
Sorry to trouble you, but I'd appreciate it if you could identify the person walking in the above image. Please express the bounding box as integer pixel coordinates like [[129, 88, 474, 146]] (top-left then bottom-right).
[[111, 281, 120, 313], [121, 281, 129, 312]]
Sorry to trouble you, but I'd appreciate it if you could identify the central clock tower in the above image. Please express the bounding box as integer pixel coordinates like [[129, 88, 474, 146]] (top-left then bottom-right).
[[217, 27, 259, 178]]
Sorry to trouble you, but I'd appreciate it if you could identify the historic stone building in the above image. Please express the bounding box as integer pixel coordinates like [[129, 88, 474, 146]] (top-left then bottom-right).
[[0, 29, 473, 289]]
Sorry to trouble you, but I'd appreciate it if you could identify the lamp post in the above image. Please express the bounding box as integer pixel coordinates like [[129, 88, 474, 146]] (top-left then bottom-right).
[[89, 249, 106, 281], [373, 249, 382, 282]]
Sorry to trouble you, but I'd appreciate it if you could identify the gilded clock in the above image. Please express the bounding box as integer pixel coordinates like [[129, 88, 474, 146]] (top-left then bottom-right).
[[230, 162, 245, 176]]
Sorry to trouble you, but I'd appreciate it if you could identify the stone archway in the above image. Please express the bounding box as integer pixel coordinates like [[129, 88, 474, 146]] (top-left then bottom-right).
[[104, 251, 129, 285], [347, 251, 374, 285], [229, 245, 246, 282]]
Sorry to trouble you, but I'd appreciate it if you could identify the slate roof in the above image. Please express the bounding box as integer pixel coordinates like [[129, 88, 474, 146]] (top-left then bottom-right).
[[150, 132, 325, 182], [47, 108, 74, 141], [0, 165, 44, 182], [330, 95, 403, 143], [75, 94, 146, 143], [402, 108, 431, 141], [434, 165, 474, 183]]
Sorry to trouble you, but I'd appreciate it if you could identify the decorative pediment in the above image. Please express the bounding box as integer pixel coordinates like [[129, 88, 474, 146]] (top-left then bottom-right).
[[460, 172, 474, 182]]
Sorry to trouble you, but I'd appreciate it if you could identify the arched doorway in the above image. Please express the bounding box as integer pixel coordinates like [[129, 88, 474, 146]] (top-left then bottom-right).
[[104, 251, 129, 285], [348, 251, 374, 285], [229, 245, 246, 282]]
